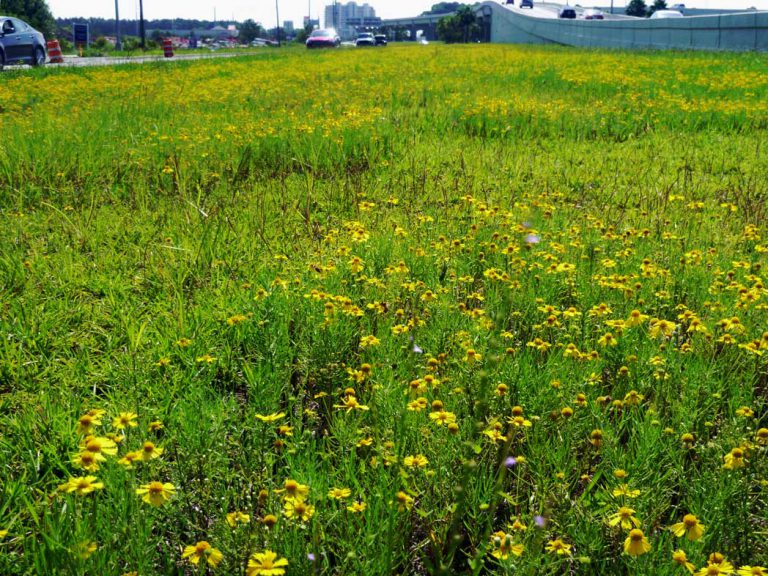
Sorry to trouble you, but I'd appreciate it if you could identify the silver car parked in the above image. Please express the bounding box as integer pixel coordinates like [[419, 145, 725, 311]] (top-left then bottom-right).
[[0, 16, 47, 69]]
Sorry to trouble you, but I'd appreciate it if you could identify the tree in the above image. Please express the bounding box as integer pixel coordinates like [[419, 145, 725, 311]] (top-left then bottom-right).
[[437, 15, 462, 43], [295, 22, 314, 44], [648, 0, 667, 15], [625, 0, 648, 16], [437, 7, 477, 44], [1, 0, 55, 37], [455, 5, 477, 43], [239, 19, 263, 44], [422, 2, 464, 15]]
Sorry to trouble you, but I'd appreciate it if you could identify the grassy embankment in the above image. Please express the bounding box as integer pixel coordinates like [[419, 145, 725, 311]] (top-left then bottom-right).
[[1, 44, 768, 575]]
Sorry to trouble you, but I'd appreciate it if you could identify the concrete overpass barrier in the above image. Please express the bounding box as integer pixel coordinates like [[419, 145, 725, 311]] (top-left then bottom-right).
[[475, 1, 768, 51]]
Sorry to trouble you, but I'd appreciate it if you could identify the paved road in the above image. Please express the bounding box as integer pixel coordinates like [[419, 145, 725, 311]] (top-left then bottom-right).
[[2, 50, 257, 71], [502, 2, 633, 19], [504, 4, 559, 19]]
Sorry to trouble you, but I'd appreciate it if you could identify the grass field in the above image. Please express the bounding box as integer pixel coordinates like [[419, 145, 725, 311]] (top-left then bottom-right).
[[1, 43, 768, 575]]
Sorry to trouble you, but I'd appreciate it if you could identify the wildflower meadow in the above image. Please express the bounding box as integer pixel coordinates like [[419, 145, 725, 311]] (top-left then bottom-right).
[[1, 44, 768, 575]]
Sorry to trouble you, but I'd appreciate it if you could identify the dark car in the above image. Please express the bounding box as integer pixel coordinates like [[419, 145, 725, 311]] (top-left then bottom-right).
[[374, 34, 387, 46], [0, 16, 47, 69], [306, 28, 341, 48], [558, 6, 577, 18], [520, 0, 534, 7]]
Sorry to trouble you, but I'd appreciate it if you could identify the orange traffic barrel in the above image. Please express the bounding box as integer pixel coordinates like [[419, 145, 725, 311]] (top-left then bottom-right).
[[47, 40, 63, 63], [162, 38, 174, 58]]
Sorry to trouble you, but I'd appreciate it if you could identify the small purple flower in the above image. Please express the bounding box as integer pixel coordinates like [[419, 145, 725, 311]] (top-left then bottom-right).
[[307, 553, 316, 562], [534, 515, 546, 528], [525, 234, 541, 244], [504, 456, 518, 468]]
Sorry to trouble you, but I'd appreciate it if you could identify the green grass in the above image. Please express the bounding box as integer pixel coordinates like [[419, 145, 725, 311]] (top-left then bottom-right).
[[0, 43, 768, 575]]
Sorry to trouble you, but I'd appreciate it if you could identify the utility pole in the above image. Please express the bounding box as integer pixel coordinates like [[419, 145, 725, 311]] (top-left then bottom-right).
[[139, 0, 146, 49], [114, 0, 121, 50], [275, 0, 281, 46]]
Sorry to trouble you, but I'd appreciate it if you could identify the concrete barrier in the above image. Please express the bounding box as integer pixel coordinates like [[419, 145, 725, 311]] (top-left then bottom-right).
[[476, 1, 768, 51]]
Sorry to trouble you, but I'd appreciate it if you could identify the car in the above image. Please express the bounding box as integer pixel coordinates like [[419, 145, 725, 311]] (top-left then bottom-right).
[[649, 9, 684, 18], [520, 0, 534, 8], [355, 32, 375, 47], [0, 16, 47, 69], [583, 8, 605, 19], [374, 34, 387, 46], [558, 5, 577, 18], [305, 28, 341, 48]]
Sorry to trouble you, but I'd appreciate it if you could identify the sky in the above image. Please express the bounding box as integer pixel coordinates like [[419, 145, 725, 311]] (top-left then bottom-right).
[[47, 0, 767, 27]]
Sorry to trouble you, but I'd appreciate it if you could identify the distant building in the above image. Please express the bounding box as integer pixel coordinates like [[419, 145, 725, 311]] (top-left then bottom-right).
[[283, 20, 295, 33], [303, 17, 320, 29], [324, 2, 381, 39]]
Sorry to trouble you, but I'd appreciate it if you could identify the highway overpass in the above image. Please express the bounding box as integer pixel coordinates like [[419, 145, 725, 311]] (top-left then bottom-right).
[[384, 2, 768, 51], [380, 12, 453, 41]]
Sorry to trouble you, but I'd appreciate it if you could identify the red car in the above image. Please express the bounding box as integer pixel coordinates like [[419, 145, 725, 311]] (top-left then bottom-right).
[[306, 29, 340, 48]]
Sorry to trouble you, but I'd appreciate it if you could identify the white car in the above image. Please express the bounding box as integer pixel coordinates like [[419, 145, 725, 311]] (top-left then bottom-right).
[[355, 32, 375, 47], [583, 8, 605, 19], [650, 9, 684, 18]]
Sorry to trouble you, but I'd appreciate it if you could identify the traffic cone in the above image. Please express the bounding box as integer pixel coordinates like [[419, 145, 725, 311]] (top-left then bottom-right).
[[47, 40, 63, 64], [162, 38, 174, 58]]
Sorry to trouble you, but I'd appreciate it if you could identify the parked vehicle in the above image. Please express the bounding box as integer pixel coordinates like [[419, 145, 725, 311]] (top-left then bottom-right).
[[520, 0, 534, 8], [583, 8, 605, 19], [355, 32, 375, 47], [374, 34, 387, 46], [0, 16, 47, 69], [306, 28, 341, 48], [558, 5, 577, 18], [650, 9, 684, 18]]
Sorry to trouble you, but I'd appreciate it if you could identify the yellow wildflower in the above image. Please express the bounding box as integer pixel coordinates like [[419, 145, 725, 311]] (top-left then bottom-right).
[[545, 539, 571, 555], [624, 529, 651, 557], [226, 511, 251, 527], [255, 412, 286, 423], [182, 541, 223, 567], [59, 476, 104, 496], [670, 514, 705, 541], [607, 507, 641, 530], [112, 412, 138, 430], [673, 549, 696, 573], [328, 487, 352, 500], [246, 551, 289, 576], [136, 481, 175, 506]]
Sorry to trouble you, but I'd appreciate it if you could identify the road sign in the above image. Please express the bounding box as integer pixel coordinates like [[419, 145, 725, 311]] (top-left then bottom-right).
[[73, 23, 89, 47]]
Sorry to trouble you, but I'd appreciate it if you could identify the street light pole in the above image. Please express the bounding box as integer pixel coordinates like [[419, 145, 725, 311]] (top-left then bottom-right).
[[114, 0, 121, 50], [139, 0, 146, 49], [275, 0, 281, 46]]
